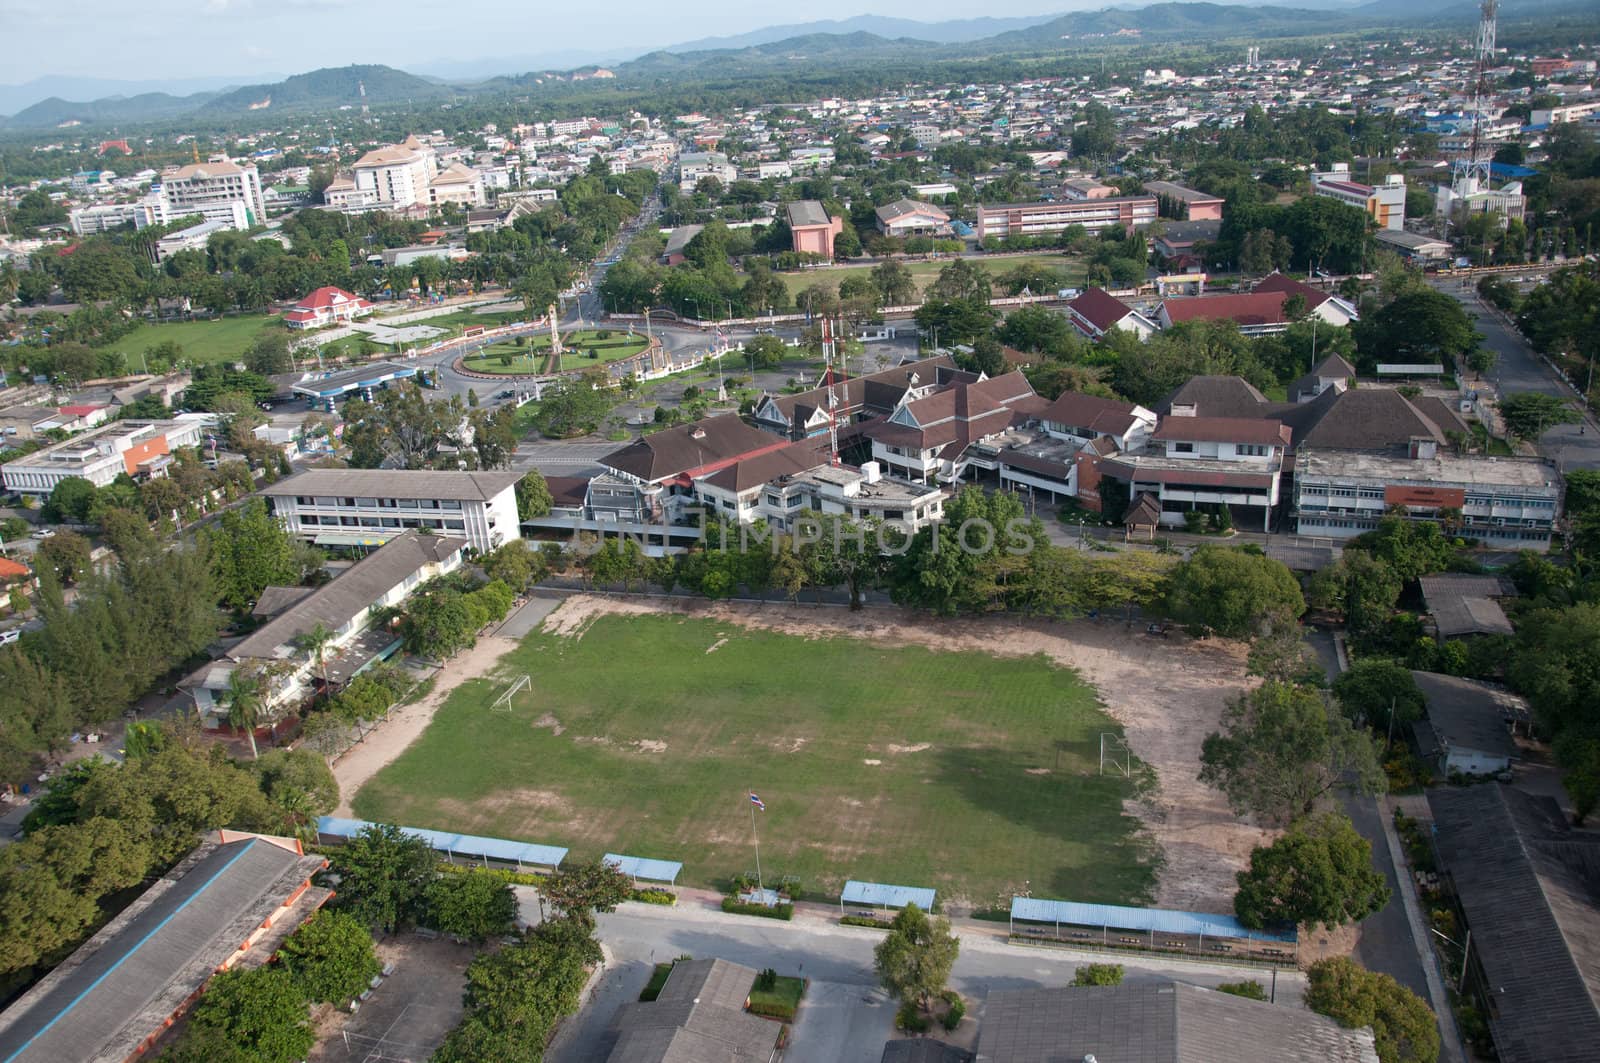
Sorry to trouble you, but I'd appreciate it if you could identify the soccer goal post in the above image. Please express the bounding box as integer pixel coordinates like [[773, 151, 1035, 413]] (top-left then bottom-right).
[[1099, 732, 1132, 777], [491, 674, 532, 713]]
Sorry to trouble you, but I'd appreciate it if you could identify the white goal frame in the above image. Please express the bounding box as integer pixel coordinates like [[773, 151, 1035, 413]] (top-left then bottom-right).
[[491, 674, 532, 713]]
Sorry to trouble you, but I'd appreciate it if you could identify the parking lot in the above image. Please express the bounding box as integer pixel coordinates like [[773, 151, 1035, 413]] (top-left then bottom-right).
[[310, 935, 474, 1063]]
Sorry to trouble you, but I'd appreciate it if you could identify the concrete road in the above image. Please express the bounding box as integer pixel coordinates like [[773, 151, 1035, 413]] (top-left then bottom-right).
[[1430, 277, 1600, 471], [538, 894, 1306, 1063]]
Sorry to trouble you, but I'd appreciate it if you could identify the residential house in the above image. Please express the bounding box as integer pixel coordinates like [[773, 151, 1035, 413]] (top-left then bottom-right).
[[282, 286, 374, 330], [1100, 414, 1291, 531], [751, 356, 960, 442], [1157, 292, 1298, 335], [184, 530, 466, 721], [863, 371, 1041, 485], [1411, 670, 1523, 777], [786, 200, 843, 259], [874, 199, 952, 237], [977, 982, 1378, 1063], [260, 469, 522, 553], [1419, 573, 1517, 639], [1065, 287, 1159, 342], [1430, 785, 1600, 1063], [1252, 272, 1359, 327], [1152, 219, 1222, 266], [1, 419, 203, 496], [604, 959, 779, 1063], [1286, 353, 1357, 404], [660, 224, 704, 266]]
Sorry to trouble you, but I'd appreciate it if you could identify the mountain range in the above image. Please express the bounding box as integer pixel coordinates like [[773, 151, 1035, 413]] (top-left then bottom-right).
[[1, 0, 1590, 129]]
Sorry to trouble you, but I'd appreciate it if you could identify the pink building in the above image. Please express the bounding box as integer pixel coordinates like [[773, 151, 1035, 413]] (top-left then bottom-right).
[[787, 200, 843, 259]]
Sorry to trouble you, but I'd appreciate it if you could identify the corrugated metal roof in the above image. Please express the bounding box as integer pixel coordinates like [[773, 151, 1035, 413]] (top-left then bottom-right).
[[842, 881, 936, 910], [1009, 896, 1296, 942], [605, 854, 683, 884], [317, 817, 567, 868]]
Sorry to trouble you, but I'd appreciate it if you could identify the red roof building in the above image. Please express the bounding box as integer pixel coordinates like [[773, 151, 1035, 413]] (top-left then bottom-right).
[[283, 287, 374, 330], [1158, 292, 1292, 334]]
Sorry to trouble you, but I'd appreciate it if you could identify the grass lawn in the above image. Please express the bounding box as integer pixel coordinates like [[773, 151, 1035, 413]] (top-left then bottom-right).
[[461, 330, 649, 374], [93, 315, 282, 366], [422, 308, 532, 332], [639, 962, 676, 1002], [353, 614, 1157, 907], [778, 253, 1086, 301], [747, 975, 805, 1018]]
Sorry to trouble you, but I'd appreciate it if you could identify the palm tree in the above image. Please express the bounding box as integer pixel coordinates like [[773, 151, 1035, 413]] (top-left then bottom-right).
[[224, 668, 264, 760], [296, 623, 335, 701]]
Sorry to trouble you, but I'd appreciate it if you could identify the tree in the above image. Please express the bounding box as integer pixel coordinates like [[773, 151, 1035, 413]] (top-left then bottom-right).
[[516, 470, 554, 520], [187, 966, 315, 1063], [245, 329, 294, 376], [278, 910, 380, 1004], [34, 530, 92, 584], [252, 748, 339, 828], [426, 871, 518, 940], [540, 859, 631, 922], [399, 584, 479, 658], [1354, 289, 1478, 370], [1199, 682, 1386, 826], [1069, 963, 1124, 986], [295, 622, 334, 697], [1331, 659, 1425, 735], [1168, 546, 1305, 638], [871, 259, 918, 306], [42, 476, 98, 524], [1306, 957, 1440, 1063], [209, 499, 298, 610], [1234, 812, 1390, 930], [1499, 391, 1579, 441], [223, 667, 266, 760], [742, 333, 787, 370], [875, 903, 960, 1011], [927, 259, 992, 306], [327, 823, 438, 932]]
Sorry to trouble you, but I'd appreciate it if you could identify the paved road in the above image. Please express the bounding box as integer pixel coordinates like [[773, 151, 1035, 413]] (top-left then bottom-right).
[[541, 895, 1307, 1063], [1431, 276, 1600, 471], [1306, 631, 1430, 1000]]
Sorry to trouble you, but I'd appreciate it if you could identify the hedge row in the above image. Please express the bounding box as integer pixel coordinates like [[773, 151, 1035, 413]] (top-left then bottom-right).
[[721, 896, 795, 920], [840, 915, 893, 929], [748, 999, 798, 1020], [435, 861, 547, 887], [631, 887, 676, 906]]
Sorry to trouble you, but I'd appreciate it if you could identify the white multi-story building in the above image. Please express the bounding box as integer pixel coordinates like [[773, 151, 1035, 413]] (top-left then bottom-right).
[[260, 469, 523, 553], [1, 419, 204, 496], [677, 152, 737, 191], [141, 161, 266, 229], [349, 140, 438, 210], [426, 162, 486, 208], [69, 201, 153, 235], [1310, 165, 1406, 230], [1294, 440, 1562, 551]]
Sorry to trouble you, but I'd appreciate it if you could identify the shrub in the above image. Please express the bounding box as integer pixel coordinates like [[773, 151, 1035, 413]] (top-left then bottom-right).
[[630, 887, 676, 905], [1218, 980, 1268, 1001], [1071, 963, 1125, 986], [841, 914, 893, 929], [748, 999, 798, 1020], [942, 991, 966, 1030], [721, 896, 794, 920], [1183, 510, 1208, 534], [896, 1000, 930, 1033], [755, 968, 778, 992]]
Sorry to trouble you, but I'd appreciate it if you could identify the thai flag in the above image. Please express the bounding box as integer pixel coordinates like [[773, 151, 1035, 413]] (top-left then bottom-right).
[[749, 792, 765, 811]]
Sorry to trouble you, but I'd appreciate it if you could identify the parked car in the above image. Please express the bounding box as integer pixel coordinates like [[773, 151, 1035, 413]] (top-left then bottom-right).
[[0, 629, 20, 645], [30, 528, 55, 539]]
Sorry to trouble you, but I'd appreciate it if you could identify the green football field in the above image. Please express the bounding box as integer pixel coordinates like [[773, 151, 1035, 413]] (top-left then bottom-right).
[[353, 614, 1156, 907], [93, 315, 282, 366]]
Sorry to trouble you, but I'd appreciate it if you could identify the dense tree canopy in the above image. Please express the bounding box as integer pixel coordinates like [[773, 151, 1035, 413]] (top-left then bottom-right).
[[1167, 546, 1305, 638], [1234, 812, 1390, 930]]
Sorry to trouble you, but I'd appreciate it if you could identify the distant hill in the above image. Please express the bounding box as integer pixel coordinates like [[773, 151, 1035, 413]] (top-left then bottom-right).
[[1, 91, 223, 129], [982, 2, 1338, 48], [201, 65, 452, 114], [663, 13, 1059, 54], [0, 74, 263, 119]]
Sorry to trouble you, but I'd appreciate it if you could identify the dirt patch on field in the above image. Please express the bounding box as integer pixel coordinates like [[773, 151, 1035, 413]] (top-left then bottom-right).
[[887, 742, 932, 754], [534, 712, 565, 735], [332, 635, 518, 816], [540, 594, 1264, 912], [633, 739, 668, 753]]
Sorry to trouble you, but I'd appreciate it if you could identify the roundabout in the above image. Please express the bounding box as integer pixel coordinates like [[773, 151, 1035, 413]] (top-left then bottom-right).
[[458, 329, 650, 375]]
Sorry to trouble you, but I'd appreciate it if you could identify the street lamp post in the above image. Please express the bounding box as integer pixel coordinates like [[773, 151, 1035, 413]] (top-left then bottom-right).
[[1428, 927, 1473, 993]]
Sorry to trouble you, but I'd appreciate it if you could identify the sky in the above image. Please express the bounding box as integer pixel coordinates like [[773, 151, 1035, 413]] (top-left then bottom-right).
[[0, 1, 1066, 86]]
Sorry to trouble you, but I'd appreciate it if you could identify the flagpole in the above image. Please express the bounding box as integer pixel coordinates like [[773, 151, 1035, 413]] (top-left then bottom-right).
[[750, 789, 763, 892]]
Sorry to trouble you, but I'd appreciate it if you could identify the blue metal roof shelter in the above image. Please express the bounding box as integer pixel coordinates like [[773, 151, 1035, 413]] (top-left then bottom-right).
[[841, 880, 936, 912], [604, 853, 683, 885], [317, 816, 567, 869], [1009, 896, 1296, 943]]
